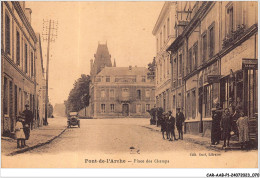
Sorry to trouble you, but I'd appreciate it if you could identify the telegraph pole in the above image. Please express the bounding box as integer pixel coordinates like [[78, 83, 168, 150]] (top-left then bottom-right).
[[42, 19, 58, 125]]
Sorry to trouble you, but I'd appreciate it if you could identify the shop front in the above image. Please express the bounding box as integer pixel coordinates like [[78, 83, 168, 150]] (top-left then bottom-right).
[[220, 34, 258, 145]]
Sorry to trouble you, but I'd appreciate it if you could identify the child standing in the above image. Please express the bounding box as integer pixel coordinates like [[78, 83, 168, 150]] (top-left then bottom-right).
[[236, 111, 249, 149], [15, 116, 26, 148]]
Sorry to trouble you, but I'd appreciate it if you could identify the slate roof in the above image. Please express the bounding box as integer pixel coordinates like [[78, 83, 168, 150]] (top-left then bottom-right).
[[97, 67, 148, 76]]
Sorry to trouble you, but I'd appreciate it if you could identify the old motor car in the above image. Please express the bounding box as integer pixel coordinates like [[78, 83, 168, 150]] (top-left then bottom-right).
[[67, 112, 80, 128]]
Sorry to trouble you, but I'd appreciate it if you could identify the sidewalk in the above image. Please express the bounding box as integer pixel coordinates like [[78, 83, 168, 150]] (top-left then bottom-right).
[[1, 117, 67, 156], [142, 124, 241, 151]]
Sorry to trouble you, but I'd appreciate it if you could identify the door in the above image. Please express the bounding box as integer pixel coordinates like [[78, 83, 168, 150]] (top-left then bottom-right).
[[122, 104, 129, 117]]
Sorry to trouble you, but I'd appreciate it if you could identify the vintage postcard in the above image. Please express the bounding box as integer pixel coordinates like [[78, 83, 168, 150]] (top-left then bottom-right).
[[1, 1, 258, 173]]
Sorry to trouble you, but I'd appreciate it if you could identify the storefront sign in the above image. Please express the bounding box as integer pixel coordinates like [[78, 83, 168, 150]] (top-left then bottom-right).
[[207, 75, 221, 84], [242, 58, 258, 70]]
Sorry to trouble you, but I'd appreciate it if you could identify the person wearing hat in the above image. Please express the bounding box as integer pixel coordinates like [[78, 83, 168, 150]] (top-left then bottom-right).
[[211, 105, 222, 145], [22, 104, 33, 141], [221, 108, 232, 148], [176, 107, 185, 140], [168, 111, 177, 141]]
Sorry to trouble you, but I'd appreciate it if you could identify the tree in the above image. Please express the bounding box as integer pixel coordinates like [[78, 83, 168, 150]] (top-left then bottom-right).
[[65, 74, 91, 115], [147, 57, 156, 81]]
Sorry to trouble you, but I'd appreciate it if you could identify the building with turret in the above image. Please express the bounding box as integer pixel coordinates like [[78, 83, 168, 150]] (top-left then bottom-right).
[[88, 43, 155, 118]]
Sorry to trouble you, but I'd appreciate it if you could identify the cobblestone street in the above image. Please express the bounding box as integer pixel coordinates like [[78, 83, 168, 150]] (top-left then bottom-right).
[[2, 118, 257, 168]]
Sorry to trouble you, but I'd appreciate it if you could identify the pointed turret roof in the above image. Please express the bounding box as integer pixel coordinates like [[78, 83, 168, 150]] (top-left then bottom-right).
[[91, 43, 112, 76]]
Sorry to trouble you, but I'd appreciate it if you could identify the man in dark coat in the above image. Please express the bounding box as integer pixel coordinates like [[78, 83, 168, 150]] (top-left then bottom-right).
[[221, 108, 232, 148], [176, 108, 185, 140], [211, 105, 222, 145], [168, 111, 177, 141], [22, 104, 33, 140]]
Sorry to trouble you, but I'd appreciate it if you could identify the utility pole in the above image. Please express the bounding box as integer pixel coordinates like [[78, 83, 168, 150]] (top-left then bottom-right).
[[42, 19, 58, 125]]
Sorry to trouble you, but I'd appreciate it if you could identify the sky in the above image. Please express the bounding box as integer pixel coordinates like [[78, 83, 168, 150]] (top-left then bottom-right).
[[26, 1, 164, 105]]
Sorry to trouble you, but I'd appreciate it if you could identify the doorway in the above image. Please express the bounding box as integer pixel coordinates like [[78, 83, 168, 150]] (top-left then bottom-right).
[[122, 104, 129, 117]]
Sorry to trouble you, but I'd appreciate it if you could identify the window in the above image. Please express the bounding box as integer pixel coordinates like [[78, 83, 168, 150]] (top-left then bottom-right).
[[25, 43, 28, 73], [142, 76, 146, 82], [146, 104, 150, 111], [179, 54, 182, 76], [226, 4, 234, 35], [110, 89, 114, 98], [167, 18, 170, 37], [31, 52, 34, 77], [178, 93, 182, 108], [16, 31, 20, 65], [163, 25, 166, 44], [106, 76, 110, 82], [9, 81, 13, 118], [192, 90, 196, 119], [14, 85, 18, 116], [122, 88, 129, 98], [101, 104, 105, 113], [160, 32, 162, 49], [110, 104, 114, 112], [101, 89, 105, 98], [145, 89, 150, 98], [5, 14, 11, 55], [205, 85, 212, 117], [202, 32, 207, 62], [3, 77, 8, 115], [95, 77, 101, 82], [186, 92, 191, 119], [172, 95, 175, 109], [188, 48, 192, 73], [136, 104, 141, 113], [193, 42, 198, 70], [209, 25, 215, 58], [137, 90, 141, 100], [156, 38, 159, 52]]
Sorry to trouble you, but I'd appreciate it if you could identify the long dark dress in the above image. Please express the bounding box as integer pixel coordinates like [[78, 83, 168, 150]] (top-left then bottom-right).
[[211, 109, 221, 144], [221, 112, 232, 139]]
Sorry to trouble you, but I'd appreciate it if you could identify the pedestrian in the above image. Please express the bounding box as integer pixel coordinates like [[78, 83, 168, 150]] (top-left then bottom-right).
[[211, 104, 221, 145], [221, 108, 232, 148], [165, 112, 171, 140], [22, 104, 33, 141], [168, 111, 177, 141], [176, 107, 185, 140], [231, 107, 240, 138], [15, 116, 26, 148], [236, 111, 249, 149], [160, 112, 167, 140]]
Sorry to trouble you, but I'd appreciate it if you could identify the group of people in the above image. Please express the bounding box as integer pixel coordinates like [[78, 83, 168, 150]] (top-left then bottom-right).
[[15, 104, 34, 148], [160, 108, 185, 141], [211, 100, 249, 149]]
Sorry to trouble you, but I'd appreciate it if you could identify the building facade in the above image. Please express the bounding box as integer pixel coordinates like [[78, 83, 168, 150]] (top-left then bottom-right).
[[89, 43, 155, 118], [1, 2, 45, 136], [152, 2, 177, 113], [35, 33, 45, 127], [166, 1, 258, 136]]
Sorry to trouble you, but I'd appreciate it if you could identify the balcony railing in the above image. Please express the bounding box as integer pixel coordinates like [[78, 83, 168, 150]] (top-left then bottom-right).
[[222, 24, 246, 49]]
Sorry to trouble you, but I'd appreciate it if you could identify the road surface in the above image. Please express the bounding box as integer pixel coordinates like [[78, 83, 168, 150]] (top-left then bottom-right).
[[2, 118, 258, 168]]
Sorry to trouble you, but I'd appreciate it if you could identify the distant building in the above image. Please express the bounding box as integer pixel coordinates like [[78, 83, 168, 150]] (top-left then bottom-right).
[[89, 43, 155, 118]]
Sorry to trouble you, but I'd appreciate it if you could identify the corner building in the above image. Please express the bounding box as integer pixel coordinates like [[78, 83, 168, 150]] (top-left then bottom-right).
[[165, 1, 257, 138]]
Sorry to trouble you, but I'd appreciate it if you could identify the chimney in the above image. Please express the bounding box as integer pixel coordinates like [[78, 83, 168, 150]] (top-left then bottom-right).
[[25, 8, 32, 24]]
